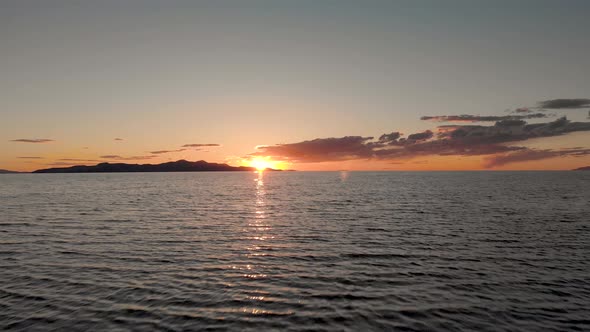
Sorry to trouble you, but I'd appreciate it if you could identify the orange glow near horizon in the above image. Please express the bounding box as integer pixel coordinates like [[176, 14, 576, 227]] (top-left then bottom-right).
[[247, 157, 285, 171], [3, 151, 590, 172]]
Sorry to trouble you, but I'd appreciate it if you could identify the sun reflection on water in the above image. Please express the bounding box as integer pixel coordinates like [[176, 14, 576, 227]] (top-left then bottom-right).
[[227, 171, 292, 316], [238, 171, 280, 313], [248, 170, 274, 253]]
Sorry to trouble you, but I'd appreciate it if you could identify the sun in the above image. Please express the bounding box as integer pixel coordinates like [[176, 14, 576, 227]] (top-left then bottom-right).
[[248, 157, 281, 171]]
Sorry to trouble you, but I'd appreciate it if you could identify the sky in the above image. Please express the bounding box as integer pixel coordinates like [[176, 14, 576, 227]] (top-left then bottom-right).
[[1, 0, 589, 171]]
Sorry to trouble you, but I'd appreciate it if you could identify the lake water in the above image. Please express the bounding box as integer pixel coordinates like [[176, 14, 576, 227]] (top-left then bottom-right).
[[1, 171, 589, 331]]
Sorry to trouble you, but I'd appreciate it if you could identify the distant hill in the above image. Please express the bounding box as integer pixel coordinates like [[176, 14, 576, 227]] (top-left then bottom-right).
[[33, 160, 264, 173], [0, 169, 20, 174], [573, 166, 590, 171]]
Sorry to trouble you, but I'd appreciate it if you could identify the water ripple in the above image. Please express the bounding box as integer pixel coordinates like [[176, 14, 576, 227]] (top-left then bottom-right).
[[1, 171, 589, 331]]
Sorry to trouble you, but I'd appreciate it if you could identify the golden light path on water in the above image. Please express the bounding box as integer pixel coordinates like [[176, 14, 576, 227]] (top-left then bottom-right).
[[229, 170, 293, 316], [248, 170, 272, 265]]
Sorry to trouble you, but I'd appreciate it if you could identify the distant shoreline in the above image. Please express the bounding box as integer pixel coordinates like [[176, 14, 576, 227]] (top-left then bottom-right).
[[2, 169, 587, 174], [31, 160, 276, 174], [3, 162, 589, 173], [0, 169, 21, 174]]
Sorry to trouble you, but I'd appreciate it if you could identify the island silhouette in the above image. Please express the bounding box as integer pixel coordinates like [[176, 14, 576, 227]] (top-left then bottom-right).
[[0, 169, 21, 174], [33, 160, 278, 173]]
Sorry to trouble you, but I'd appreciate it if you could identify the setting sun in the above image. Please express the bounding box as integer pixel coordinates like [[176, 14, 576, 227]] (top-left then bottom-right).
[[248, 157, 282, 171]]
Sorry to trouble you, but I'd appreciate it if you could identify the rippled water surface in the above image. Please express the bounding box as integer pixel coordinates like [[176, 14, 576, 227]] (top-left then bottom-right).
[[1, 171, 589, 331]]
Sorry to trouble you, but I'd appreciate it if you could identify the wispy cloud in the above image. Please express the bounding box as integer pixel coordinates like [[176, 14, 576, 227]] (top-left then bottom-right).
[[11, 139, 54, 143], [150, 149, 186, 154], [46, 161, 97, 167], [99, 155, 155, 161], [182, 143, 221, 148], [17, 156, 43, 159], [420, 113, 548, 122], [484, 148, 590, 167], [114, 138, 124, 141], [538, 99, 590, 109], [513, 107, 533, 113], [512, 98, 590, 113], [58, 158, 100, 162]]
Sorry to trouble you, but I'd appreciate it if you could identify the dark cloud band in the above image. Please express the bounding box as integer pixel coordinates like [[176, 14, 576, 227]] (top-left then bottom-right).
[[538, 99, 590, 109], [99, 155, 155, 161], [150, 149, 186, 154], [11, 139, 54, 143], [182, 143, 220, 148], [421, 113, 548, 122], [252, 116, 590, 167]]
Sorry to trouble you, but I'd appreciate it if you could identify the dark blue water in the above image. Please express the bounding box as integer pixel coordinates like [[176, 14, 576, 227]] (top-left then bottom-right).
[[1, 171, 589, 331]]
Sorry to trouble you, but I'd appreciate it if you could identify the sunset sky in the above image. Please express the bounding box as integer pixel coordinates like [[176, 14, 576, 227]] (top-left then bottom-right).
[[1, 0, 590, 172]]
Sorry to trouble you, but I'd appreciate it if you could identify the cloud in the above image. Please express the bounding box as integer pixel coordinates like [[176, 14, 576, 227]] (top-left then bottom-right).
[[58, 158, 100, 162], [373, 138, 526, 160], [484, 148, 590, 167], [114, 138, 124, 141], [538, 99, 590, 109], [374, 130, 433, 146], [46, 162, 97, 167], [252, 136, 375, 162], [436, 117, 590, 143], [150, 149, 186, 154], [182, 143, 221, 148], [378, 132, 402, 144], [420, 113, 548, 122], [99, 155, 155, 161], [390, 160, 429, 165], [44, 159, 102, 166], [251, 117, 590, 166], [407, 130, 433, 141], [513, 107, 532, 113], [17, 156, 43, 159], [11, 139, 54, 143], [394, 117, 590, 161], [494, 119, 527, 127]]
